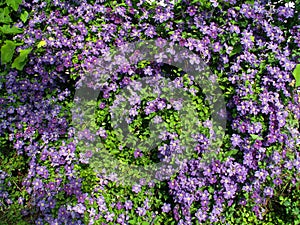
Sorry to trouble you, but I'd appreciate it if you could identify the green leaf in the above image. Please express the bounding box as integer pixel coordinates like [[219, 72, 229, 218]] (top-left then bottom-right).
[[20, 11, 29, 23], [292, 64, 300, 87], [225, 149, 239, 157], [284, 200, 291, 207], [1, 40, 16, 64], [0, 7, 12, 24], [6, 0, 22, 11], [37, 40, 47, 48], [250, 134, 263, 141], [229, 44, 242, 57], [128, 219, 136, 224], [110, 149, 119, 154], [11, 47, 32, 70], [0, 25, 23, 34], [208, 186, 214, 193]]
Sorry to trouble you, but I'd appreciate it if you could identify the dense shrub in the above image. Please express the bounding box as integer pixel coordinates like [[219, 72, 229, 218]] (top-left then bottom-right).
[[0, 0, 300, 224]]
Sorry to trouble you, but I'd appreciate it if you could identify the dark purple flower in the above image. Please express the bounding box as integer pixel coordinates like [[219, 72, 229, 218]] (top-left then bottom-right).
[[33, 179, 43, 190]]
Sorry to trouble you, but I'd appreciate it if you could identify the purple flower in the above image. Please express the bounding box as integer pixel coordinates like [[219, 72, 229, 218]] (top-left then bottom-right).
[[18, 197, 23, 205], [255, 169, 269, 181], [230, 25, 240, 34], [264, 187, 274, 197], [99, 102, 106, 109], [162, 203, 171, 213], [212, 42, 222, 52], [273, 178, 282, 186], [124, 200, 133, 210], [171, 99, 183, 110], [115, 202, 123, 210], [136, 207, 146, 216], [132, 184, 141, 193], [155, 52, 168, 63], [145, 26, 157, 38], [96, 127, 107, 139], [187, 6, 197, 16], [195, 209, 207, 222], [33, 179, 43, 190], [155, 38, 167, 48], [231, 134, 242, 147], [224, 189, 235, 199], [156, 99, 166, 110], [277, 5, 294, 18], [116, 214, 126, 224], [38, 200, 48, 211], [16, 106, 27, 116], [144, 66, 153, 76], [284, 160, 293, 170], [77, 193, 88, 203], [104, 212, 115, 222], [48, 198, 56, 209], [134, 149, 143, 158], [129, 107, 139, 117]]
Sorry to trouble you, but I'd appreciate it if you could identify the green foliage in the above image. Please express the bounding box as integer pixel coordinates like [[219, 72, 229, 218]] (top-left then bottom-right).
[[5, 0, 22, 11], [0, 203, 31, 225], [0, 7, 12, 24], [292, 64, 300, 87], [229, 44, 242, 57], [75, 164, 100, 193], [1, 0, 300, 224], [1, 40, 17, 64], [37, 40, 46, 48], [0, 24, 23, 34], [0, 143, 30, 224], [20, 11, 28, 23], [0, 0, 30, 70], [11, 47, 32, 70]]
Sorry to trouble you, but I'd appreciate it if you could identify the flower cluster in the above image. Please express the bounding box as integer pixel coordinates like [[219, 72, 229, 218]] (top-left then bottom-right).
[[0, 0, 300, 224]]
